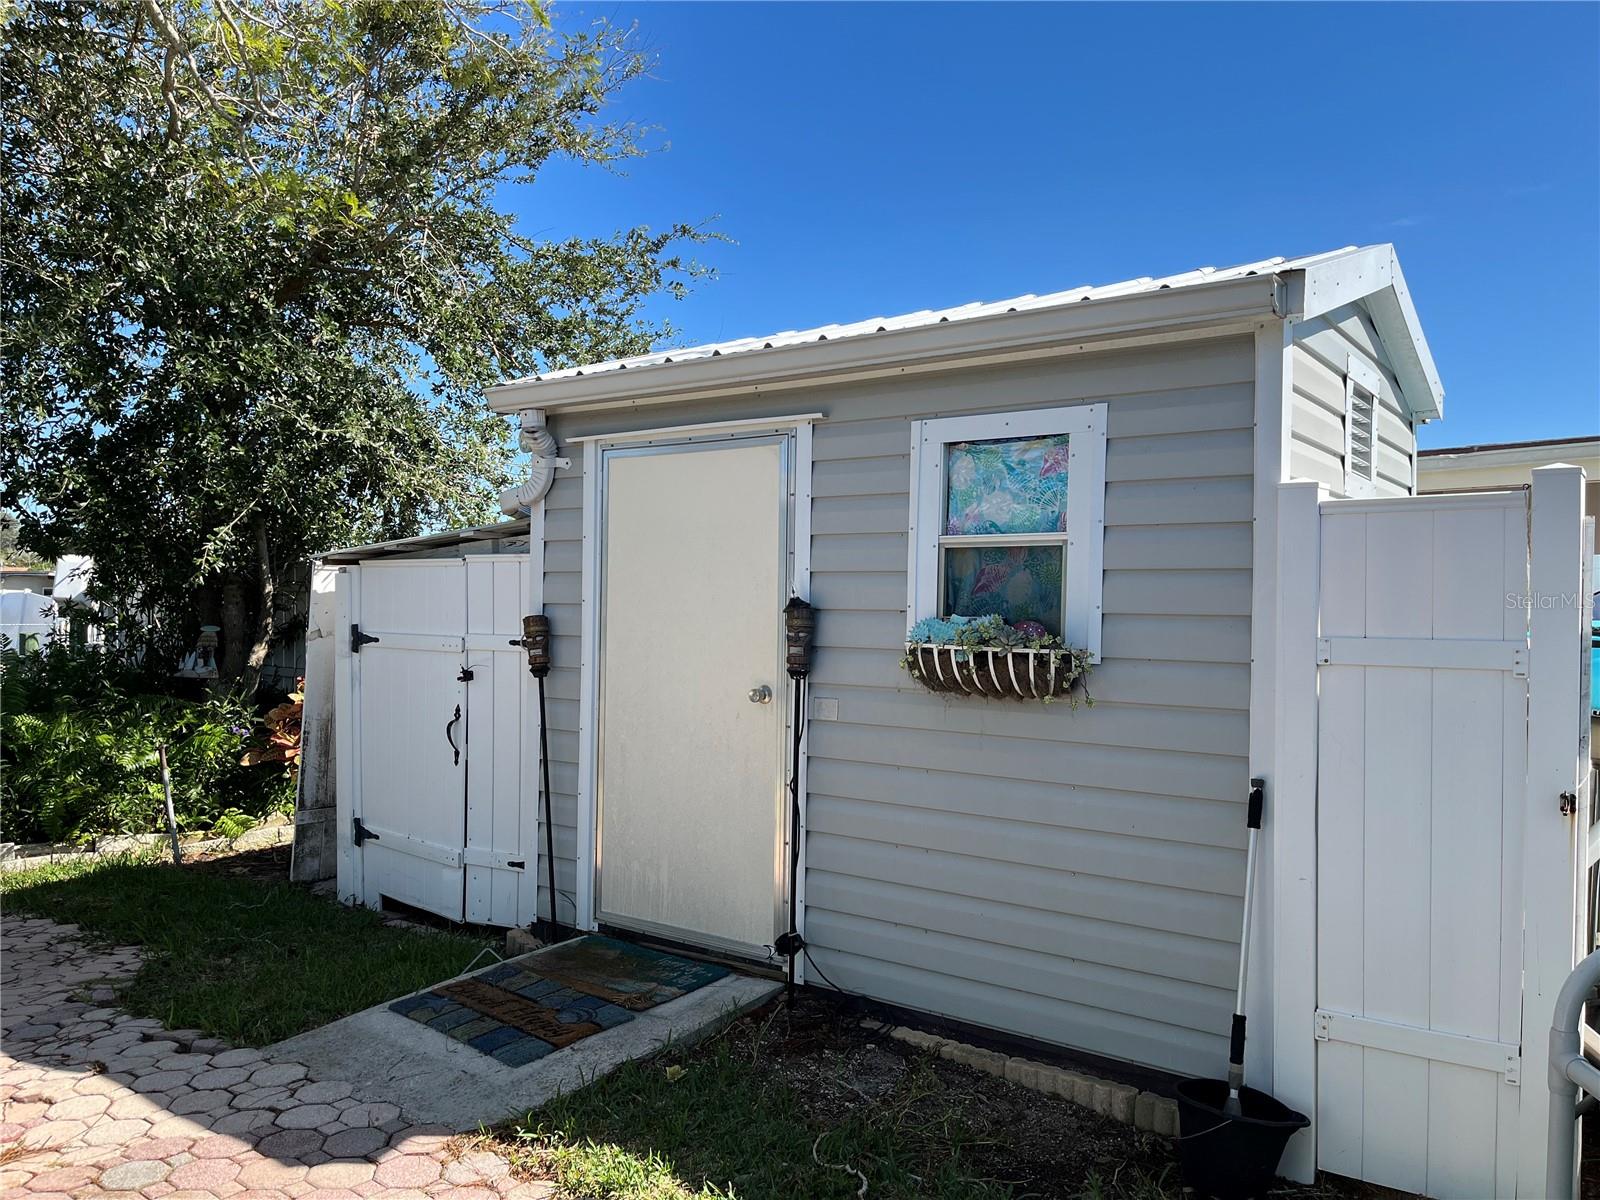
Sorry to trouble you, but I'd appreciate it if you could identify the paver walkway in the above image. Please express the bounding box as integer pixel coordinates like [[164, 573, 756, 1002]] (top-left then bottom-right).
[[0, 917, 548, 1199]]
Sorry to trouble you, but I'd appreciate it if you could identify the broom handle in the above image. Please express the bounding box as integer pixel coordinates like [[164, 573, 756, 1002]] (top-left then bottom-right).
[[1230, 780, 1265, 1089]]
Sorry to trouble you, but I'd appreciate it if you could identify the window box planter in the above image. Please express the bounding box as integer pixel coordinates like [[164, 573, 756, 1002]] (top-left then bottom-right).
[[902, 642, 1090, 703]]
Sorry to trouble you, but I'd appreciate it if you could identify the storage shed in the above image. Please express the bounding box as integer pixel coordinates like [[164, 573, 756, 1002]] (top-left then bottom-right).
[[318, 240, 1600, 1196], [333, 244, 1443, 1060], [326, 245, 1597, 1192]]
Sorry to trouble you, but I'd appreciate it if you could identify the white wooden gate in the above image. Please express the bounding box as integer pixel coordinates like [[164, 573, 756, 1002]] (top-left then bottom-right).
[[338, 555, 537, 927], [1271, 465, 1592, 1197]]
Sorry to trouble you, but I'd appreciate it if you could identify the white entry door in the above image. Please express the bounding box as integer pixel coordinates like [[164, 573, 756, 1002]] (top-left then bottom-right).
[[351, 554, 538, 928], [597, 438, 788, 956], [353, 560, 469, 921]]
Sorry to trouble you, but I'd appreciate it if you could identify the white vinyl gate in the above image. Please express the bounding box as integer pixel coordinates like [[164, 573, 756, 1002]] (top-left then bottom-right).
[[1272, 465, 1593, 1197], [337, 555, 538, 927], [1314, 489, 1530, 1197]]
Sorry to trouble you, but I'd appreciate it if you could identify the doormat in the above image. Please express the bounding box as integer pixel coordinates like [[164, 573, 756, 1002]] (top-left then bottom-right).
[[388, 935, 730, 1067]]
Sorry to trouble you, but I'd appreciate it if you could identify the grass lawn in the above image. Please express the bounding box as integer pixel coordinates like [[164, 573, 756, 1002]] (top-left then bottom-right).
[[0, 852, 495, 1045], [506, 1038, 1016, 1200]]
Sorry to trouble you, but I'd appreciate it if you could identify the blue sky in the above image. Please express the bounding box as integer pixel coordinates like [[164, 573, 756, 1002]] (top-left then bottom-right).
[[521, 2, 1599, 449]]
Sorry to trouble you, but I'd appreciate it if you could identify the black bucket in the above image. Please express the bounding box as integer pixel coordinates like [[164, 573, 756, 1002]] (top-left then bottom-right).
[[1173, 1078, 1310, 1200]]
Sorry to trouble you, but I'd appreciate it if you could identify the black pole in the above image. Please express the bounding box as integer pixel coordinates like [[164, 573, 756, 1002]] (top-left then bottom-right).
[[784, 674, 806, 997], [539, 673, 560, 943]]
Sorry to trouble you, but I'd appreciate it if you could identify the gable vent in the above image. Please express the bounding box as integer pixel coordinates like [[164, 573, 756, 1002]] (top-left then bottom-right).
[[1343, 358, 1383, 498]]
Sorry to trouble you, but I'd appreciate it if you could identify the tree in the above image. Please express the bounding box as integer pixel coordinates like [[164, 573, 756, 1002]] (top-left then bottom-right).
[[1, 510, 52, 571], [2, 0, 702, 693]]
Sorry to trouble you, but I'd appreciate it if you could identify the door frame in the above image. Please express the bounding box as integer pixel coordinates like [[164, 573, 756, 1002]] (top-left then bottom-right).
[[574, 415, 816, 967]]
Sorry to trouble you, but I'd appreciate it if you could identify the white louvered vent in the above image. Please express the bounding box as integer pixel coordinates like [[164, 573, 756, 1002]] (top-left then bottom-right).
[[1344, 358, 1383, 498]]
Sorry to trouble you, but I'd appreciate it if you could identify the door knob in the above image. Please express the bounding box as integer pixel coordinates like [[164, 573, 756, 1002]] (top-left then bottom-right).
[[748, 685, 773, 704]]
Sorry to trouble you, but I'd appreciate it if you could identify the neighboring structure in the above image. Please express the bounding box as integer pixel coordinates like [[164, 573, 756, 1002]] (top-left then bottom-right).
[[1418, 435, 1599, 514], [0, 589, 59, 652], [2, 558, 72, 650], [1, 564, 54, 593], [319, 246, 1595, 1196], [1420, 436, 1600, 723]]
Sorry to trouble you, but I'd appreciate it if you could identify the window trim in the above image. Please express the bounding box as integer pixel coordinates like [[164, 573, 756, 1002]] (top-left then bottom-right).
[[1343, 357, 1382, 499], [907, 403, 1107, 662]]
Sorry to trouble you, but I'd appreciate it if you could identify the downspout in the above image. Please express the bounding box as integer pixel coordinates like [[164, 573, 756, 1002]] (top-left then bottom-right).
[[499, 409, 571, 517]]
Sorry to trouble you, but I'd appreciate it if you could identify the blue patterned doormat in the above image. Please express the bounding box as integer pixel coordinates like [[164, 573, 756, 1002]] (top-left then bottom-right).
[[389, 935, 729, 1067]]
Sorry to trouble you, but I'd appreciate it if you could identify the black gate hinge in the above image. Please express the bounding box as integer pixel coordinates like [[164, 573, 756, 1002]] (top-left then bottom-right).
[[506, 859, 525, 870], [352, 816, 379, 847], [350, 624, 380, 653], [1561, 791, 1578, 817]]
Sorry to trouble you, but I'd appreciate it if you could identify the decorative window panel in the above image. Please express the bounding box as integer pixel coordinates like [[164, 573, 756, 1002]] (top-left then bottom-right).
[[945, 435, 1071, 535], [942, 543, 1064, 634]]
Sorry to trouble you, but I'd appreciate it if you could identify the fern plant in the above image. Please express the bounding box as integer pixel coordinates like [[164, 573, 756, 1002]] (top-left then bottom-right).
[[1, 641, 293, 844]]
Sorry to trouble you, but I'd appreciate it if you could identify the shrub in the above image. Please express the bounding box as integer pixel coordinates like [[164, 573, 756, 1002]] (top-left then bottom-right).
[[0, 640, 293, 844]]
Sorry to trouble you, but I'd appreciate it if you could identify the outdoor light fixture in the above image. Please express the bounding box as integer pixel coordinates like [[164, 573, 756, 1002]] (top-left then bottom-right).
[[778, 596, 816, 993], [513, 610, 560, 943], [783, 596, 814, 680], [510, 613, 551, 678]]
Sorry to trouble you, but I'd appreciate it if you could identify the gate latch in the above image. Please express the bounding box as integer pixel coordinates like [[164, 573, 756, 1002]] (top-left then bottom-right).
[[1561, 791, 1578, 817], [350, 625, 380, 653], [352, 816, 380, 847]]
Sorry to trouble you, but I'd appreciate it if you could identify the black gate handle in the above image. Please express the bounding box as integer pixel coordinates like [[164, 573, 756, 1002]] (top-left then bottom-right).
[[445, 704, 462, 765]]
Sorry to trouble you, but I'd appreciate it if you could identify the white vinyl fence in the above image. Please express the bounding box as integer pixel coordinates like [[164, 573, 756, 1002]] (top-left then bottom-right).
[[1271, 465, 1593, 1197]]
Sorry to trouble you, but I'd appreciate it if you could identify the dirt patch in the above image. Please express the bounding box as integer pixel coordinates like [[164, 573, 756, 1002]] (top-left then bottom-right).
[[185, 840, 293, 879], [683, 992, 1378, 1199]]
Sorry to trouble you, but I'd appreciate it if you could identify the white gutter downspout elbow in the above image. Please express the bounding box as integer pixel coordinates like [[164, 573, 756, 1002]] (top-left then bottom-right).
[[498, 409, 571, 517]]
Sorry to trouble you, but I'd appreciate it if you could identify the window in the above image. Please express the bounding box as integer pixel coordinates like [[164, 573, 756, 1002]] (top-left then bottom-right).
[[908, 404, 1107, 659], [1343, 357, 1382, 499]]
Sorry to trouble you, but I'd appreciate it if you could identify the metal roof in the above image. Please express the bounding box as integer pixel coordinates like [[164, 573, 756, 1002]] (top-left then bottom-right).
[[499, 246, 1364, 388], [1418, 436, 1600, 458], [318, 517, 530, 564]]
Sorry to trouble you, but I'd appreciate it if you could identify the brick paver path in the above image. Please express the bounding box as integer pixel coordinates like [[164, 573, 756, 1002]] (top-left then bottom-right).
[[0, 917, 551, 1198]]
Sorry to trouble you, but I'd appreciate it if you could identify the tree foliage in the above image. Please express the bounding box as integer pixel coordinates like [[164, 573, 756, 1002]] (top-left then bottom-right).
[[2, 0, 701, 690]]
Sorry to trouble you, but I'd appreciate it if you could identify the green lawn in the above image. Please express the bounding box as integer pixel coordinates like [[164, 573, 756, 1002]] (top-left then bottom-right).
[[500, 1039, 1015, 1200], [0, 854, 495, 1045]]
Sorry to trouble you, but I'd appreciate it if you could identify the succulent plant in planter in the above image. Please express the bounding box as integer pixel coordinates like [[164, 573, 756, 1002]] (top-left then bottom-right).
[[903, 614, 1093, 704]]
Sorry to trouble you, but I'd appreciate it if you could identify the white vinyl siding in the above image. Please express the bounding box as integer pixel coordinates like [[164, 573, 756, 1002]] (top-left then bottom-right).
[[544, 335, 1255, 1077], [1289, 304, 1417, 498], [530, 454, 585, 929]]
